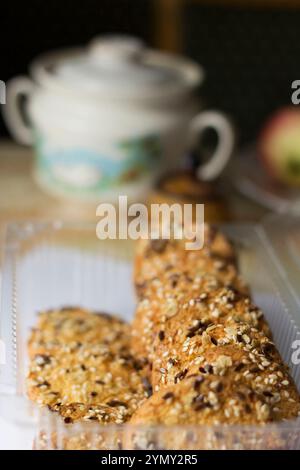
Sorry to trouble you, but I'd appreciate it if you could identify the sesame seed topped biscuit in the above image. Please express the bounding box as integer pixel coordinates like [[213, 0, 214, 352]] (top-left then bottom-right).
[[27, 308, 150, 425]]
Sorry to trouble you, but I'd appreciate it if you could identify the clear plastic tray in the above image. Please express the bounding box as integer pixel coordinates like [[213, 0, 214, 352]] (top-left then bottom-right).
[[0, 220, 300, 449]]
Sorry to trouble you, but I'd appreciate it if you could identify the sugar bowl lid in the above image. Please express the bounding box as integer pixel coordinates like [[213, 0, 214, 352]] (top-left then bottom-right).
[[31, 35, 204, 99]]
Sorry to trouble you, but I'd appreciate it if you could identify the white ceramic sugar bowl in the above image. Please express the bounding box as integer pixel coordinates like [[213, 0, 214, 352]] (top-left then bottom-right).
[[3, 36, 234, 202]]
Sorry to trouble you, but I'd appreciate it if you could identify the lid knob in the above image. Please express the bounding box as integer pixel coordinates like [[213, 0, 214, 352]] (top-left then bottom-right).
[[89, 35, 145, 68]]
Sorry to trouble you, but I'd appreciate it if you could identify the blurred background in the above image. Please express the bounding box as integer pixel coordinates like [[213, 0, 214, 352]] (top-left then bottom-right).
[[1, 0, 300, 222], [1, 0, 299, 142]]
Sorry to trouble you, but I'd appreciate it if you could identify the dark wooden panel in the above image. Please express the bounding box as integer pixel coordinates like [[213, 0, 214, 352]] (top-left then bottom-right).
[[182, 4, 300, 144]]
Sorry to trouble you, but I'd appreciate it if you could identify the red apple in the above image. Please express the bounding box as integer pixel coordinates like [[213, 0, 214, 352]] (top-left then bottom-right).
[[259, 107, 300, 186]]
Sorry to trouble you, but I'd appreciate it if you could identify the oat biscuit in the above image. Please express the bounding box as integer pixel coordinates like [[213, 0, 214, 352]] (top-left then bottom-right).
[[132, 226, 250, 365], [27, 309, 150, 425], [125, 372, 300, 449], [129, 223, 300, 447], [132, 283, 267, 368], [129, 371, 300, 427], [28, 307, 130, 357], [152, 320, 291, 392], [134, 225, 237, 287], [150, 287, 271, 388]]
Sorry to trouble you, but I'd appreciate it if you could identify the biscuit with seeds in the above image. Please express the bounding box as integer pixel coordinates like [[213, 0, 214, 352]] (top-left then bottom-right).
[[27, 310, 150, 425], [126, 362, 300, 449], [34, 404, 124, 450], [131, 284, 267, 368], [28, 307, 130, 357], [125, 371, 300, 449], [27, 344, 148, 423], [152, 320, 289, 392], [135, 257, 248, 300], [130, 370, 300, 426], [134, 224, 238, 289], [132, 225, 250, 365]]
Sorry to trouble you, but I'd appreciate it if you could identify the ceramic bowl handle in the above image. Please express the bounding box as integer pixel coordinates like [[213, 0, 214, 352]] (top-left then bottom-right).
[[189, 111, 235, 181], [2, 77, 35, 145]]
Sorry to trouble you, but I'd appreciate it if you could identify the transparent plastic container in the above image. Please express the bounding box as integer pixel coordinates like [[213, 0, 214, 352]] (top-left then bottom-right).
[[0, 220, 300, 449]]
